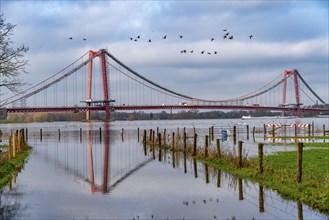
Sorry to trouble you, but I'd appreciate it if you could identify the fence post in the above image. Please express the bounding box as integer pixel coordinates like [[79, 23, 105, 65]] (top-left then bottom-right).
[[205, 135, 209, 158], [323, 124, 326, 137], [183, 132, 187, 154], [246, 125, 249, 140], [143, 129, 147, 156], [172, 132, 175, 151], [297, 142, 303, 183], [216, 139, 221, 158], [80, 128, 82, 142], [258, 143, 264, 174], [211, 126, 214, 141], [238, 141, 243, 168], [193, 133, 197, 156], [137, 127, 140, 142]]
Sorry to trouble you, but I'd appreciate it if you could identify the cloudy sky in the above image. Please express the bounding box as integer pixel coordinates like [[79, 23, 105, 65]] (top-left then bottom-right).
[[1, 0, 328, 103]]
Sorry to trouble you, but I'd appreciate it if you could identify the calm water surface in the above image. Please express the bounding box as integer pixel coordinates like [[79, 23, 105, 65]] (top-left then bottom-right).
[[0, 118, 328, 219]]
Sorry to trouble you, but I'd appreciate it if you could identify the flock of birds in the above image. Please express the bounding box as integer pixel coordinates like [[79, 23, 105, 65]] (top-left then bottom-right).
[[67, 29, 254, 56], [129, 29, 253, 55]]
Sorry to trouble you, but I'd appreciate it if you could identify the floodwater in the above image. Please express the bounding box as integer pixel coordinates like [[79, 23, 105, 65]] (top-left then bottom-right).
[[0, 118, 328, 219]]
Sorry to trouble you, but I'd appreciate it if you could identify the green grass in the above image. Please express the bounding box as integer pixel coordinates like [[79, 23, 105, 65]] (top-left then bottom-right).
[[0, 145, 32, 189], [197, 142, 329, 215]]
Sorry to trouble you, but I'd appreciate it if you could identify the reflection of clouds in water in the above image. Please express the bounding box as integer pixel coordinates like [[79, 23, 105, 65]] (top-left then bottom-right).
[[0, 184, 28, 219]]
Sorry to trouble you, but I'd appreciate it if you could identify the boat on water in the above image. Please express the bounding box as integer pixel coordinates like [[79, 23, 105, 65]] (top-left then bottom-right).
[[241, 115, 296, 120]]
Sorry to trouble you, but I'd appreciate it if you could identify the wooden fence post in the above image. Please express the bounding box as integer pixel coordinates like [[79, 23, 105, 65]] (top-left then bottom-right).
[[216, 139, 221, 158], [205, 135, 209, 158], [258, 143, 264, 174], [297, 142, 303, 183], [172, 132, 175, 151], [183, 132, 187, 154], [238, 141, 243, 168], [193, 133, 197, 156]]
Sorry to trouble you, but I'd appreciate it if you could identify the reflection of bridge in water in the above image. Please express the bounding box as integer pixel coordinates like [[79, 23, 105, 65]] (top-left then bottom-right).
[[1, 122, 327, 219]]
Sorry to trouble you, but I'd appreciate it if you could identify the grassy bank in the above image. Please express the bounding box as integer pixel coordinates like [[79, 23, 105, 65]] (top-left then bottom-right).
[[197, 142, 329, 215], [0, 145, 32, 189]]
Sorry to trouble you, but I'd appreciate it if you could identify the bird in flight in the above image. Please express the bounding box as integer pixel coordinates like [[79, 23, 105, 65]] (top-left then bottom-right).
[[201, 51, 205, 54], [211, 38, 215, 41], [249, 35, 253, 39], [83, 38, 86, 41], [148, 39, 152, 42], [179, 35, 183, 39], [68, 37, 73, 40], [222, 29, 227, 32], [163, 35, 167, 39], [229, 35, 233, 40]]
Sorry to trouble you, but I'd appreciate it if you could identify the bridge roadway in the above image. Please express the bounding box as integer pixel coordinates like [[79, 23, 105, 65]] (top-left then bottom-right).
[[6, 105, 329, 113]]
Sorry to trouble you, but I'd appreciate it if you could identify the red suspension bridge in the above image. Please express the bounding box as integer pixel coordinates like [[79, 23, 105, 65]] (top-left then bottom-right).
[[1, 49, 328, 119]]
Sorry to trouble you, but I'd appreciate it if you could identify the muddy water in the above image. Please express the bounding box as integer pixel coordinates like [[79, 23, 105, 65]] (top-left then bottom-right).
[[0, 118, 328, 219]]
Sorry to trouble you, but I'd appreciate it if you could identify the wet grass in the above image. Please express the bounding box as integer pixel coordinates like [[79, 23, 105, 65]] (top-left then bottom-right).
[[0, 145, 32, 189], [197, 142, 329, 215], [146, 134, 329, 215]]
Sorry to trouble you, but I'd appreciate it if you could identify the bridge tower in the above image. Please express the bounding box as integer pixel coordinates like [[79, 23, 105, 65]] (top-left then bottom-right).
[[282, 70, 301, 117], [86, 49, 110, 120]]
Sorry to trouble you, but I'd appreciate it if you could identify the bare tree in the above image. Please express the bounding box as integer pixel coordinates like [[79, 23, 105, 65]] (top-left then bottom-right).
[[0, 14, 29, 92]]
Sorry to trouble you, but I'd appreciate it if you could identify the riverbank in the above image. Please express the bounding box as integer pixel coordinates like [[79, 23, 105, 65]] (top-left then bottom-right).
[[197, 140, 329, 215], [0, 132, 32, 189]]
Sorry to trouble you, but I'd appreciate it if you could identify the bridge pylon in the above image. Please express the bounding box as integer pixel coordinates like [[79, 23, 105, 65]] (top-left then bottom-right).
[[282, 69, 301, 117], [86, 49, 110, 121]]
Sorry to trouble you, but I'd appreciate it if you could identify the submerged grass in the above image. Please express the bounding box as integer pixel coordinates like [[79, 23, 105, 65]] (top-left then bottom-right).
[[148, 133, 329, 215], [0, 145, 32, 189]]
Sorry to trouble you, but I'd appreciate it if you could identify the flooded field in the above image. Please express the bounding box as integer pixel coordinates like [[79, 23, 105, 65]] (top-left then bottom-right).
[[0, 118, 328, 219]]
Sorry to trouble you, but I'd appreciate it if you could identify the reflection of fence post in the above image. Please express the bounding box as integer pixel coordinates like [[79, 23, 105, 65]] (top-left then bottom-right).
[[259, 184, 264, 212], [238, 178, 244, 200], [193, 133, 197, 156], [205, 135, 209, 158], [297, 142, 303, 183], [205, 164, 209, 184], [58, 129, 61, 141], [297, 201, 303, 220], [217, 169, 221, 188], [238, 141, 243, 168], [193, 158, 198, 178], [272, 124, 275, 138], [40, 129, 42, 142]]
